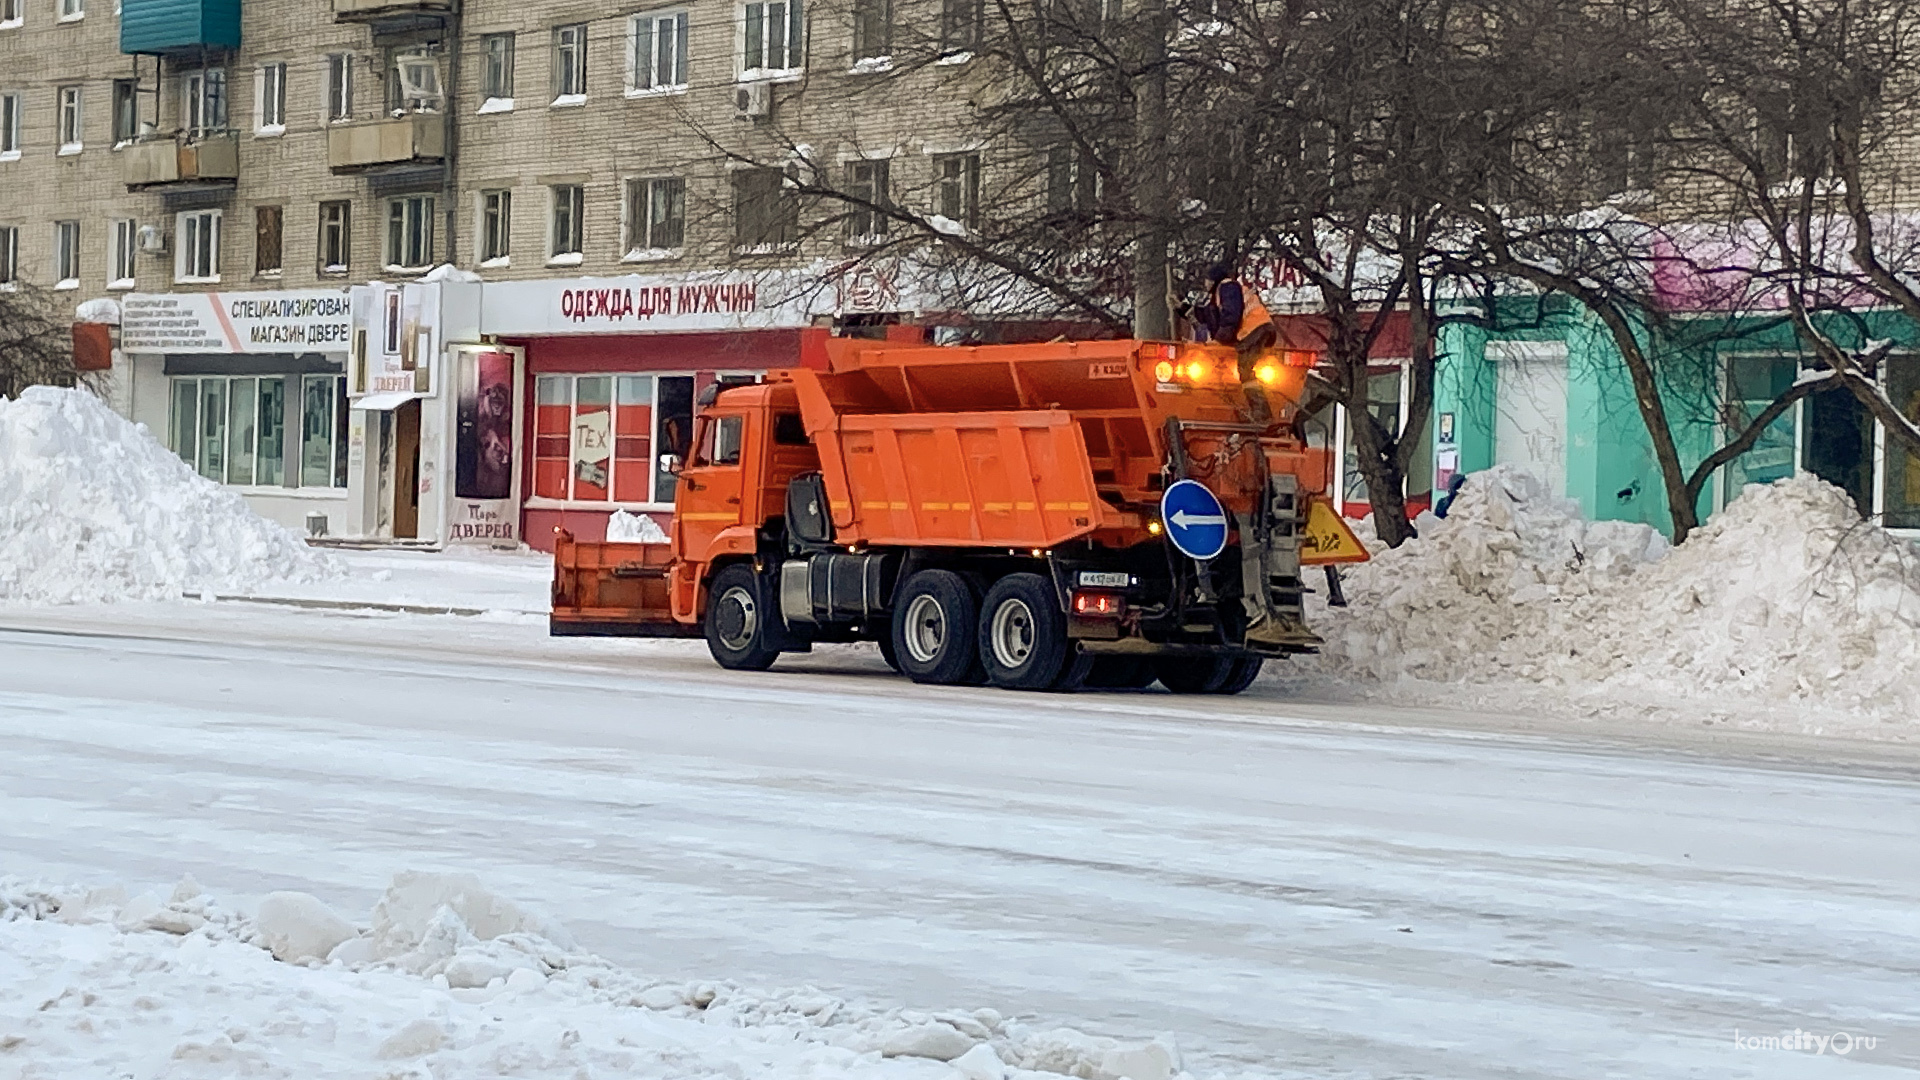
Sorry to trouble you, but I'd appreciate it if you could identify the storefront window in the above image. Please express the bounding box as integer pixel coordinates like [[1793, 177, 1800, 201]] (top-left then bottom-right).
[[1342, 367, 1403, 508], [169, 374, 341, 490], [1883, 356, 1920, 529], [533, 372, 697, 505], [1723, 356, 1798, 504], [1804, 383, 1873, 516]]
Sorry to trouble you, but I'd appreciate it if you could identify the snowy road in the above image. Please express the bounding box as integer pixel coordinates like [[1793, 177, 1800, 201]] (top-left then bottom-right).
[[2, 605, 1917, 1078]]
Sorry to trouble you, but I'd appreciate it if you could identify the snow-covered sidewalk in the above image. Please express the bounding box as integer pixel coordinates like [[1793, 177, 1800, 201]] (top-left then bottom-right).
[[234, 546, 555, 616]]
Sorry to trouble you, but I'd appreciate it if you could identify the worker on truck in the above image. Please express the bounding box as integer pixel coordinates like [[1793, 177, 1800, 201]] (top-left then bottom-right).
[[1185, 261, 1277, 422]]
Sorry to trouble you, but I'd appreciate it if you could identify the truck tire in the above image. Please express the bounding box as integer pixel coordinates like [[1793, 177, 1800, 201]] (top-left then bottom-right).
[[891, 570, 980, 685], [979, 573, 1071, 690], [1154, 656, 1235, 694], [1212, 655, 1265, 695], [705, 563, 782, 672], [876, 629, 902, 673]]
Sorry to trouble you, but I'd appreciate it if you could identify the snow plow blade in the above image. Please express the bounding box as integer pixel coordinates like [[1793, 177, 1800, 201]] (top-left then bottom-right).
[[549, 529, 698, 638]]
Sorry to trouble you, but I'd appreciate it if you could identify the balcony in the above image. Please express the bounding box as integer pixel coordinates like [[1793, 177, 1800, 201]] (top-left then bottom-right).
[[328, 114, 446, 174], [120, 134, 239, 191], [331, 0, 456, 29], [120, 0, 241, 55]]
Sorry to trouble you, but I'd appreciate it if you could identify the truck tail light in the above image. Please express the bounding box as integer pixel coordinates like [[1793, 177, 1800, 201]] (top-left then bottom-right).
[[1072, 590, 1125, 617]]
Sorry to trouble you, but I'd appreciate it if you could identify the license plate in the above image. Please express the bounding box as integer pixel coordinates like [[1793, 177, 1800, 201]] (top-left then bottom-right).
[[1078, 571, 1131, 588]]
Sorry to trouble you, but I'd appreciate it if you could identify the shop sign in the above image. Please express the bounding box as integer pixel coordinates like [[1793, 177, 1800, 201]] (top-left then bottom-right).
[[350, 283, 442, 396], [449, 500, 517, 543], [121, 291, 353, 354], [572, 410, 612, 489], [481, 271, 821, 336]]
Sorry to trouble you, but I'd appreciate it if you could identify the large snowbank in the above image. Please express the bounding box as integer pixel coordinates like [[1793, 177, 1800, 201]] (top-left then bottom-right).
[[0, 387, 335, 604], [0, 872, 1192, 1080], [1307, 467, 1920, 721]]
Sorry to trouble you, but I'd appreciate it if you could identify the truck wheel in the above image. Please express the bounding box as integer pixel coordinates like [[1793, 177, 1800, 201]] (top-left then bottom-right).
[[876, 629, 902, 673], [705, 564, 782, 672], [1154, 656, 1234, 694], [891, 570, 980, 685], [979, 573, 1071, 690], [1212, 655, 1265, 695]]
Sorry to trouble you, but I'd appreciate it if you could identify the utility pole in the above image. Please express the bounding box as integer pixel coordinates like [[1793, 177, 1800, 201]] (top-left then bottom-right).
[[1131, 0, 1174, 341]]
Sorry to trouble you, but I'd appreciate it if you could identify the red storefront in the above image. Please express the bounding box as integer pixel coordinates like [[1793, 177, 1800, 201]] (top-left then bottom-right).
[[479, 273, 819, 551]]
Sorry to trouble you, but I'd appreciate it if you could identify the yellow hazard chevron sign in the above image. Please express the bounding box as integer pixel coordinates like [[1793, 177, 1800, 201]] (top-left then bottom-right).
[[1300, 498, 1370, 565]]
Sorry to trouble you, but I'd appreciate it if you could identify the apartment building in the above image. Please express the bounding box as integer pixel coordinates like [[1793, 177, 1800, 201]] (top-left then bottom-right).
[[0, 0, 999, 547]]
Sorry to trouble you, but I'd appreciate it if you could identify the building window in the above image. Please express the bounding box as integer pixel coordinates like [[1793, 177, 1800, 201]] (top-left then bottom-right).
[[176, 208, 220, 281], [481, 33, 515, 102], [933, 152, 980, 230], [1046, 143, 1099, 213], [388, 49, 444, 113], [625, 177, 685, 257], [255, 205, 283, 275], [480, 188, 511, 264], [939, 0, 981, 54], [53, 219, 79, 286], [168, 375, 345, 489], [182, 68, 227, 138], [1, 0, 21, 26], [57, 85, 81, 152], [549, 183, 584, 262], [0, 93, 19, 157], [256, 63, 286, 132], [732, 167, 795, 252], [742, 0, 803, 74], [844, 158, 890, 240], [326, 53, 353, 121], [629, 10, 689, 92], [319, 200, 351, 274], [0, 226, 18, 286], [112, 78, 137, 144], [1884, 357, 1920, 529], [552, 24, 587, 102], [58, 0, 80, 20], [109, 217, 136, 287], [534, 372, 696, 504], [852, 0, 890, 61], [386, 195, 434, 270]]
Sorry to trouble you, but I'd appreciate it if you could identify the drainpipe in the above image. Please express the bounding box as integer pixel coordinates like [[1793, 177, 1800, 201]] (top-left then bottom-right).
[[440, 4, 462, 266]]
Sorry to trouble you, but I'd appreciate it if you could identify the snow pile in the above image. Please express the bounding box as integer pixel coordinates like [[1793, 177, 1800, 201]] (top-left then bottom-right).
[[0, 872, 1197, 1080], [606, 508, 670, 543], [1309, 467, 1920, 720], [0, 386, 336, 604]]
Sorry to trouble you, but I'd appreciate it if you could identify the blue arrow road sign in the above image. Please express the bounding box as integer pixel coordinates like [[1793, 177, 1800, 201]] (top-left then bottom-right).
[[1160, 479, 1229, 560]]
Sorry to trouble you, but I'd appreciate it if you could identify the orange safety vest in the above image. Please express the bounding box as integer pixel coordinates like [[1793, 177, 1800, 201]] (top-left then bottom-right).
[[1211, 276, 1274, 344]]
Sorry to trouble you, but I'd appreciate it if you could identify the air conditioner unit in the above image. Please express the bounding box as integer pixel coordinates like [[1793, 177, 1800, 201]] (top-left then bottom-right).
[[734, 80, 772, 120], [137, 224, 169, 255]]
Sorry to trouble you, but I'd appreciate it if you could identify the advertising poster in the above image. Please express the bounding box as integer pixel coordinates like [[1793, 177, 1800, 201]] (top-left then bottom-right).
[[451, 347, 521, 543]]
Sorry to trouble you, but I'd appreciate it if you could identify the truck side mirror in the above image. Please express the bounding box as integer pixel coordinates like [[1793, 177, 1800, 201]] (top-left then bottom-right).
[[658, 453, 685, 475]]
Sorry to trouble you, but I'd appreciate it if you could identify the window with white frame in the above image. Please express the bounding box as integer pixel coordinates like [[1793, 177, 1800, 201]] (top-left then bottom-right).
[[57, 85, 81, 151], [480, 33, 515, 103], [109, 217, 136, 286], [480, 188, 511, 264], [385, 194, 434, 269], [167, 374, 347, 489], [852, 0, 890, 61], [326, 53, 352, 121], [1, 0, 21, 26], [933, 151, 979, 230], [318, 200, 351, 274], [533, 372, 697, 504], [844, 158, 890, 240], [0, 93, 19, 157], [58, 0, 81, 20], [388, 49, 444, 113], [550, 183, 584, 261], [742, 0, 803, 75], [552, 24, 587, 102], [176, 208, 220, 281], [0, 226, 18, 286], [625, 177, 685, 256], [53, 219, 78, 285], [256, 63, 286, 132], [182, 68, 227, 138], [112, 78, 137, 143], [629, 10, 689, 93], [939, 0, 981, 55]]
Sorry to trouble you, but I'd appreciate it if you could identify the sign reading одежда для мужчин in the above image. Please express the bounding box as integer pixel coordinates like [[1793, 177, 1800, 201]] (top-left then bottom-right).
[[120, 291, 353, 354]]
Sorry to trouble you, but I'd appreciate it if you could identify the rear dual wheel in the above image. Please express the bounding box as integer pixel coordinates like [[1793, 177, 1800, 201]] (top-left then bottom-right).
[[979, 573, 1090, 691], [890, 570, 983, 685], [1155, 654, 1265, 695]]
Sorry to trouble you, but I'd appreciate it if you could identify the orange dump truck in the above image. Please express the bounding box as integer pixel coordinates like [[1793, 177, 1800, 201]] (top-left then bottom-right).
[[551, 330, 1365, 694]]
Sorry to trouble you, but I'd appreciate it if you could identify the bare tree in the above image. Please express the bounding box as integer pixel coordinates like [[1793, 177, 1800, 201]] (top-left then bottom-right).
[[0, 284, 77, 401]]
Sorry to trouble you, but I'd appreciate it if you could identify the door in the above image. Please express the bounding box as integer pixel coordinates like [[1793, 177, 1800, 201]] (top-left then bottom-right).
[[1490, 341, 1569, 498], [392, 398, 421, 539], [673, 411, 748, 561]]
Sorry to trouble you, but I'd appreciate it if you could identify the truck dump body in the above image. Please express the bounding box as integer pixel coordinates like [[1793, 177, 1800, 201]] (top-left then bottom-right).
[[551, 330, 1366, 694]]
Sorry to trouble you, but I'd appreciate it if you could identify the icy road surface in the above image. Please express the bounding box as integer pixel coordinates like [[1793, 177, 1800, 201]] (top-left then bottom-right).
[[1, 604, 1917, 1079]]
